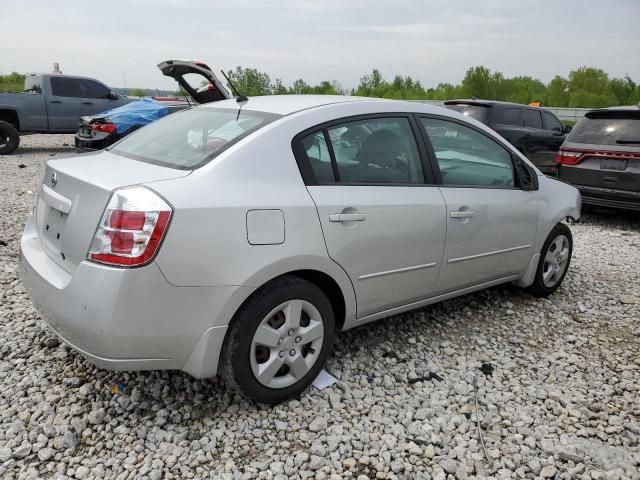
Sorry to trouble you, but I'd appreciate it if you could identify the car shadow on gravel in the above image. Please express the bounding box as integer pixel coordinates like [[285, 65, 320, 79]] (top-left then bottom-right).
[[580, 206, 640, 230]]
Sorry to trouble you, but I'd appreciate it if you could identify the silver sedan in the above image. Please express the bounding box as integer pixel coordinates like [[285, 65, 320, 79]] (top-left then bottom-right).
[[20, 95, 581, 403]]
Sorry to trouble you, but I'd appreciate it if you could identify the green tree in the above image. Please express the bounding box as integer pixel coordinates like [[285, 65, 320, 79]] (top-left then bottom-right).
[[271, 78, 289, 95], [290, 78, 312, 94], [460, 66, 494, 99], [567, 67, 617, 107], [226, 66, 273, 96], [127, 88, 147, 97], [0, 72, 26, 92], [546, 75, 569, 107]]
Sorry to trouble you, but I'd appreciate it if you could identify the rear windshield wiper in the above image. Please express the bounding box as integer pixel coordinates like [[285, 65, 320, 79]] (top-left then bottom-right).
[[616, 139, 640, 145]]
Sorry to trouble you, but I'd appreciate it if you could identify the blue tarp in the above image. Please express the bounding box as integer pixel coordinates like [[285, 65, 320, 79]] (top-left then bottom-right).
[[98, 98, 170, 133]]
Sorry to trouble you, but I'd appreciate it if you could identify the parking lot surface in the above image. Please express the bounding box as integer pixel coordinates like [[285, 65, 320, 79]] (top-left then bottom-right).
[[1, 135, 638, 479]]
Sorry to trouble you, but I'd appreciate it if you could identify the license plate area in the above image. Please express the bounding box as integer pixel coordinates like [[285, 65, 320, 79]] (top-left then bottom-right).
[[600, 158, 627, 171], [41, 206, 69, 249], [36, 196, 70, 257]]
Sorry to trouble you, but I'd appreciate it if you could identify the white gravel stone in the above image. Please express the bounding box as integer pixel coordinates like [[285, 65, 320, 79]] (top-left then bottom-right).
[[0, 134, 638, 478]]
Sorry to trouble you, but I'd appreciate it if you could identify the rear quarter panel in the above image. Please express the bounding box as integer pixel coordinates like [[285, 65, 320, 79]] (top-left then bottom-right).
[[535, 176, 581, 251]]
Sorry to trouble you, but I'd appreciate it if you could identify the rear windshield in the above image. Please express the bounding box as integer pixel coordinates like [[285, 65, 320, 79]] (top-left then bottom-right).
[[445, 105, 490, 124], [110, 107, 281, 169], [568, 115, 640, 146]]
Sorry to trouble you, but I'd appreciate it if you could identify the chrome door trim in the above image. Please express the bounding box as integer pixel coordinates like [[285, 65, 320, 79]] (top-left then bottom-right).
[[358, 262, 437, 281], [355, 275, 520, 324], [447, 245, 532, 264]]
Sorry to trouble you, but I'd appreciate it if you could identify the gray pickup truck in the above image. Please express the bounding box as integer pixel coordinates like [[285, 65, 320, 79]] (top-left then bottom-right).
[[0, 73, 132, 154]]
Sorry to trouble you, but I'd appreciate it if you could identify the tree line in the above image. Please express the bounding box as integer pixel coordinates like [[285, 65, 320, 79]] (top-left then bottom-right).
[[2, 65, 638, 108], [226, 65, 640, 108]]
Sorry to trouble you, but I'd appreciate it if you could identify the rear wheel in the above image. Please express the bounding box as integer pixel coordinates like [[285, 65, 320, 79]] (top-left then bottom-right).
[[221, 276, 335, 404], [527, 223, 573, 297], [0, 121, 20, 155]]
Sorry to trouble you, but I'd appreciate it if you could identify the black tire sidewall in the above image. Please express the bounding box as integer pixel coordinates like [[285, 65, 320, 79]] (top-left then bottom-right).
[[529, 223, 573, 297], [222, 276, 336, 404], [0, 121, 20, 155]]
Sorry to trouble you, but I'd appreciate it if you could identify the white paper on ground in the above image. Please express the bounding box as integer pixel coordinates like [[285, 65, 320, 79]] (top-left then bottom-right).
[[312, 369, 338, 390]]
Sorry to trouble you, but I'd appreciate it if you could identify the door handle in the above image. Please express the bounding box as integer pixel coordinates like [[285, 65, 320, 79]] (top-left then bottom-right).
[[82, 101, 93, 105], [450, 210, 474, 219], [329, 213, 367, 222], [50, 100, 62, 104]]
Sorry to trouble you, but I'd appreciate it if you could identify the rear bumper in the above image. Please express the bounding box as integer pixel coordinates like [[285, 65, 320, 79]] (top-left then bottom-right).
[[74, 134, 117, 151], [20, 213, 252, 378], [574, 184, 640, 211]]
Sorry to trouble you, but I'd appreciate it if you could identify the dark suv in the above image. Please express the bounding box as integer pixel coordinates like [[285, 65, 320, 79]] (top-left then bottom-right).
[[557, 106, 640, 211], [444, 100, 571, 174]]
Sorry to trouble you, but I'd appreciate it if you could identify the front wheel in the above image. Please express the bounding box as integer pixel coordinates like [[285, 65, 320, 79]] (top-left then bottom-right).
[[221, 276, 336, 404], [527, 223, 573, 297], [0, 120, 20, 155]]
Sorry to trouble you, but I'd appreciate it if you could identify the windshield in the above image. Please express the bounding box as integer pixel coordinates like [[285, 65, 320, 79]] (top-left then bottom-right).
[[445, 104, 490, 124], [110, 107, 281, 169], [568, 116, 640, 146]]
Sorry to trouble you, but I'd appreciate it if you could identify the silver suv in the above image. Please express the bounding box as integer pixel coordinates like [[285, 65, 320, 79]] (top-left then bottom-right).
[[20, 96, 581, 403]]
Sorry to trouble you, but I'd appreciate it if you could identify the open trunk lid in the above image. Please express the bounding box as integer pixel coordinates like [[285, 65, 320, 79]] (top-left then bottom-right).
[[35, 151, 189, 274], [158, 60, 230, 104]]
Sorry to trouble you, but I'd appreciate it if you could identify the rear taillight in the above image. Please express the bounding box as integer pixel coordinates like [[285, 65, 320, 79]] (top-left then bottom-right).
[[555, 149, 583, 165], [88, 187, 172, 267], [91, 122, 117, 133]]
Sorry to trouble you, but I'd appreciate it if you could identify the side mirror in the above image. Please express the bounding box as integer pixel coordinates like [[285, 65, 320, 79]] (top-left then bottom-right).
[[563, 125, 572, 134], [108, 91, 119, 100]]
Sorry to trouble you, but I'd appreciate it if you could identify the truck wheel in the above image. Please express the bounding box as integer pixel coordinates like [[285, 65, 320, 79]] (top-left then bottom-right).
[[0, 121, 20, 155]]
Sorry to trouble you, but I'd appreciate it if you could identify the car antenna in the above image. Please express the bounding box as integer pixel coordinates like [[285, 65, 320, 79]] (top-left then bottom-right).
[[220, 69, 248, 103]]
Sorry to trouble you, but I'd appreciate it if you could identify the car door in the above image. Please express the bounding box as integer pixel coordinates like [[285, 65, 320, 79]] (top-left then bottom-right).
[[294, 115, 447, 318], [521, 108, 557, 172], [418, 116, 539, 293], [47, 77, 87, 131], [76, 78, 125, 115], [542, 110, 566, 157]]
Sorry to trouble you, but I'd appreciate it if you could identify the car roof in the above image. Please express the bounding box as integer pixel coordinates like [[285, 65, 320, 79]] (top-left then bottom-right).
[[585, 105, 640, 114], [199, 95, 393, 116], [445, 99, 540, 109]]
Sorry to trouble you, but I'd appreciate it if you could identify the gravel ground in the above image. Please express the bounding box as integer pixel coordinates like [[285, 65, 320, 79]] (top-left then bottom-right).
[[1, 134, 639, 480]]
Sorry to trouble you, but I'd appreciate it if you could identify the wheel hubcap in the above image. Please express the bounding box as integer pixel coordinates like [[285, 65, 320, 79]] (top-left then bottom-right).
[[250, 299, 324, 389], [542, 234, 570, 288]]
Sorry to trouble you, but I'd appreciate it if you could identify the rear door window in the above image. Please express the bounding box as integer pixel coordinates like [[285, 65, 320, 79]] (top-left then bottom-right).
[[78, 79, 111, 99], [298, 116, 425, 184], [421, 117, 515, 188], [50, 77, 82, 97], [497, 108, 521, 126], [523, 109, 543, 129], [568, 116, 640, 146], [542, 111, 563, 132]]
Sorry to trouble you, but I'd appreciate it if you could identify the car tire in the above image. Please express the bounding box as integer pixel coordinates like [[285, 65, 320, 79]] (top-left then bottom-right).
[[0, 121, 20, 155], [527, 223, 573, 297], [221, 275, 336, 404]]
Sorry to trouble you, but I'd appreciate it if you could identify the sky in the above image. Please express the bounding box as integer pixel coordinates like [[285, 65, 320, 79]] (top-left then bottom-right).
[[2, 0, 639, 91]]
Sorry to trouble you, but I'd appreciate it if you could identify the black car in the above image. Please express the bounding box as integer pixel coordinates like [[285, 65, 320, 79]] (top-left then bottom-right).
[[444, 100, 571, 174], [557, 106, 640, 211]]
